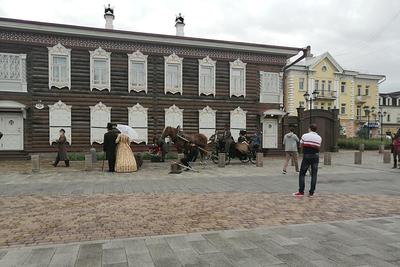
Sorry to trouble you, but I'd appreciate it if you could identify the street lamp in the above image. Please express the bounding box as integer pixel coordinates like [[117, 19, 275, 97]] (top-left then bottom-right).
[[378, 109, 387, 142], [363, 106, 375, 139], [304, 90, 319, 125]]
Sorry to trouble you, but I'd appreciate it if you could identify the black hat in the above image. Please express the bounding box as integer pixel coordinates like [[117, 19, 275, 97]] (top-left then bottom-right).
[[107, 122, 113, 130]]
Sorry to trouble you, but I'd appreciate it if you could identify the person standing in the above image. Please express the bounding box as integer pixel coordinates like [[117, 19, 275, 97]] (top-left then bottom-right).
[[115, 133, 137, 173], [293, 124, 322, 197], [282, 128, 299, 174], [392, 131, 400, 169], [53, 129, 69, 167], [103, 123, 119, 172]]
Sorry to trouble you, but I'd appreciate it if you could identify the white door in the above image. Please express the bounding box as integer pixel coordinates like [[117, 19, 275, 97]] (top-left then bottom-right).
[[263, 119, 278, 148], [0, 113, 24, 150]]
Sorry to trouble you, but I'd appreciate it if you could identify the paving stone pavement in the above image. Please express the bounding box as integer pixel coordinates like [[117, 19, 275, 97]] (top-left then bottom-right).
[[0, 216, 399, 267]]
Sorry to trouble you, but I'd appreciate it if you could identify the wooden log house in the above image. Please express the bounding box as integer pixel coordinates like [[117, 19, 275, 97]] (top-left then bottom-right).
[[0, 11, 305, 158]]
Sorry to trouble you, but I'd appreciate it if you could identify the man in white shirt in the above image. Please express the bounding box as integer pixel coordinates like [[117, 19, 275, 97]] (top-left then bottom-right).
[[293, 123, 322, 197]]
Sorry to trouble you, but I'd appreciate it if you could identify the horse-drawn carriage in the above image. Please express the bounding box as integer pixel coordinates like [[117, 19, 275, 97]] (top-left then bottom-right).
[[160, 126, 258, 168]]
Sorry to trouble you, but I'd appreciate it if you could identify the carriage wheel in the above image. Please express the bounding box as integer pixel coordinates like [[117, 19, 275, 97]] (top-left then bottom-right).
[[239, 155, 250, 163], [211, 152, 219, 164]]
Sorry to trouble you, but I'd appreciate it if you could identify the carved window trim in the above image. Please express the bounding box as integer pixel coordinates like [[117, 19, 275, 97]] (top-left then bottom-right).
[[48, 100, 72, 144], [199, 106, 216, 138], [165, 104, 184, 129], [128, 103, 148, 144], [230, 59, 246, 98], [0, 52, 27, 92], [198, 56, 216, 96], [230, 106, 247, 141], [90, 47, 111, 91], [48, 43, 71, 90], [164, 53, 183, 95], [128, 50, 148, 93], [90, 102, 111, 144]]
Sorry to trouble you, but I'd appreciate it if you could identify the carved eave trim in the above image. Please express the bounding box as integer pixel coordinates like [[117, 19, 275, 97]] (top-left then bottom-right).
[[90, 47, 111, 92], [128, 50, 148, 93]]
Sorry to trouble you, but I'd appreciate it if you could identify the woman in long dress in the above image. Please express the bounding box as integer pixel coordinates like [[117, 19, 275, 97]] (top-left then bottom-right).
[[115, 133, 137, 173]]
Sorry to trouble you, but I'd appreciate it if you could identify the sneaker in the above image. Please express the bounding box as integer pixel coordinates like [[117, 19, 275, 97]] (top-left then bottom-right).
[[282, 170, 287, 174], [292, 192, 304, 196], [309, 192, 314, 197]]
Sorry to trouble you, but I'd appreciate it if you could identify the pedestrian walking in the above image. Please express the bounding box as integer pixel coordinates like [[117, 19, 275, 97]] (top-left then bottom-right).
[[293, 124, 322, 197], [103, 123, 119, 172], [282, 127, 299, 174], [53, 129, 70, 167], [393, 130, 400, 169]]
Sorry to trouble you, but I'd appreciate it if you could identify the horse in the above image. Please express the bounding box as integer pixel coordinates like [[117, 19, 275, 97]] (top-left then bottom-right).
[[161, 126, 208, 160]]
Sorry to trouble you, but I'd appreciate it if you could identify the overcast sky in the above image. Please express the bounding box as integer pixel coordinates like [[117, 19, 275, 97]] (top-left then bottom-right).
[[0, 0, 399, 92]]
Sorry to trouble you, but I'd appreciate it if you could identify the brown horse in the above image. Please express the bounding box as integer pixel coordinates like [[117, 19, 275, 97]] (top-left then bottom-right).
[[161, 126, 208, 159]]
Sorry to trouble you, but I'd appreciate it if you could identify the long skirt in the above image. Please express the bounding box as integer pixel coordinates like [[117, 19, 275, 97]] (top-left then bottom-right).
[[115, 143, 137, 173]]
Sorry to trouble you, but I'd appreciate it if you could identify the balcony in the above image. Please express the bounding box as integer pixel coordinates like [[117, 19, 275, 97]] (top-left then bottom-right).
[[356, 95, 371, 103], [316, 90, 337, 100]]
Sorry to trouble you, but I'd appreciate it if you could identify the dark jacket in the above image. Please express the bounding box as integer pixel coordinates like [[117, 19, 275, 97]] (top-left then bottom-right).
[[56, 135, 69, 161], [0, 132, 3, 140], [103, 129, 119, 158]]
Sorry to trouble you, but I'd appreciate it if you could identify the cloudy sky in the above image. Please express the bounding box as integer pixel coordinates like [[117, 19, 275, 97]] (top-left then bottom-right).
[[0, 0, 399, 92]]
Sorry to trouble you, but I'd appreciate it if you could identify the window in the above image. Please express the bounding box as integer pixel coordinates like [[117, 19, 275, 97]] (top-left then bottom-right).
[[387, 97, 393, 106], [328, 81, 332, 91], [314, 80, 319, 91], [357, 85, 362, 96], [0, 52, 27, 92], [357, 106, 361, 120], [299, 78, 305, 91], [198, 56, 216, 96], [230, 107, 247, 141], [128, 50, 148, 93], [48, 43, 71, 89], [321, 80, 326, 91], [299, 101, 305, 108], [90, 102, 111, 144], [341, 82, 346, 93], [49, 100, 71, 144], [320, 103, 325, 110], [164, 53, 183, 94], [90, 47, 111, 91], [260, 71, 280, 103], [365, 85, 369, 96], [165, 104, 183, 129], [328, 103, 332, 110], [387, 114, 391, 122], [199, 106, 216, 138], [230, 59, 246, 97], [341, 104, 346, 114], [379, 97, 384, 106], [397, 98, 400, 106], [128, 103, 148, 144]]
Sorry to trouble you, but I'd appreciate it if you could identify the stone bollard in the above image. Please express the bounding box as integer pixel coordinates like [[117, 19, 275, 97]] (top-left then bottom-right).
[[354, 151, 362, 165], [256, 153, 263, 167], [31, 154, 40, 172], [218, 153, 226, 168], [90, 147, 97, 163], [383, 152, 391, 164], [378, 144, 385, 154], [170, 162, 182, 174], [359, 144, 365, 152], [324, 152, 332, 165], [85, 154, 93, 171]]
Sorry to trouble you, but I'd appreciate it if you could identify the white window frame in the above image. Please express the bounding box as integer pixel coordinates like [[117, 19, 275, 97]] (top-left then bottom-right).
[[379, 97, 384, 106], [0, 52, 27, 92], [48, 100, 72, 144], [165, 104, 183, 129], [387, 97, 392, 106], [260, 71, 280, 103], [230, 107, 247, 141], [128, 103, 148, 144], [230, 59, 246, 97], [48, 43, 71, 89], [128, 50, 148, 93], [198, 56, 216, 96], [299, 78, 305, 91], [199, 106, 216, 138], [341, 104, 346, 114], [90, 102, 111, 144], [90, 47, 111, 91], [164, 53, 183, 94]]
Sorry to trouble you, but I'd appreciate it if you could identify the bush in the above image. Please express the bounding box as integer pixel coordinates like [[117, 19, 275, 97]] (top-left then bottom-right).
[[338, 138, 391, 150]]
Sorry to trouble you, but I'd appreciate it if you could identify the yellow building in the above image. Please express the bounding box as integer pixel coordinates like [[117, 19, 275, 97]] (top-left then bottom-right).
[[285, 52, 385, 137]]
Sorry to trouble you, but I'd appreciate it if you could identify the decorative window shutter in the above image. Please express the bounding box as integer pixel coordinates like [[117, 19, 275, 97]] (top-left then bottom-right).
[[48, 100, 72, 144], [90, 102, 111, 144], [128, 103, 148, 144]]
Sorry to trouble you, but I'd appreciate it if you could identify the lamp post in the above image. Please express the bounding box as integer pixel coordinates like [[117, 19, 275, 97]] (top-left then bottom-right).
[[378, 109, 387, 142], [303, 90, 319, 125], [363, 106, 375, 139]]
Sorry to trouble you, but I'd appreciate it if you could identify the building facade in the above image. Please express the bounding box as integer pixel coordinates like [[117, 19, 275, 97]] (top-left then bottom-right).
[[0, 16, 304, 157], [379, 91, 400, 136], [285, 52, 385, 137]]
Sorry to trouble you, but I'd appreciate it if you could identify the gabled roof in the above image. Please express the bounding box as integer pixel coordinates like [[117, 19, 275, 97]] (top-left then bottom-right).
[[290, 52, 343, 72]]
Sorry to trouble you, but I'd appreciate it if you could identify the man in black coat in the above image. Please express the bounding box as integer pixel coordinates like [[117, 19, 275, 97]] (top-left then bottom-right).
[[103, 123, 119, 172]]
